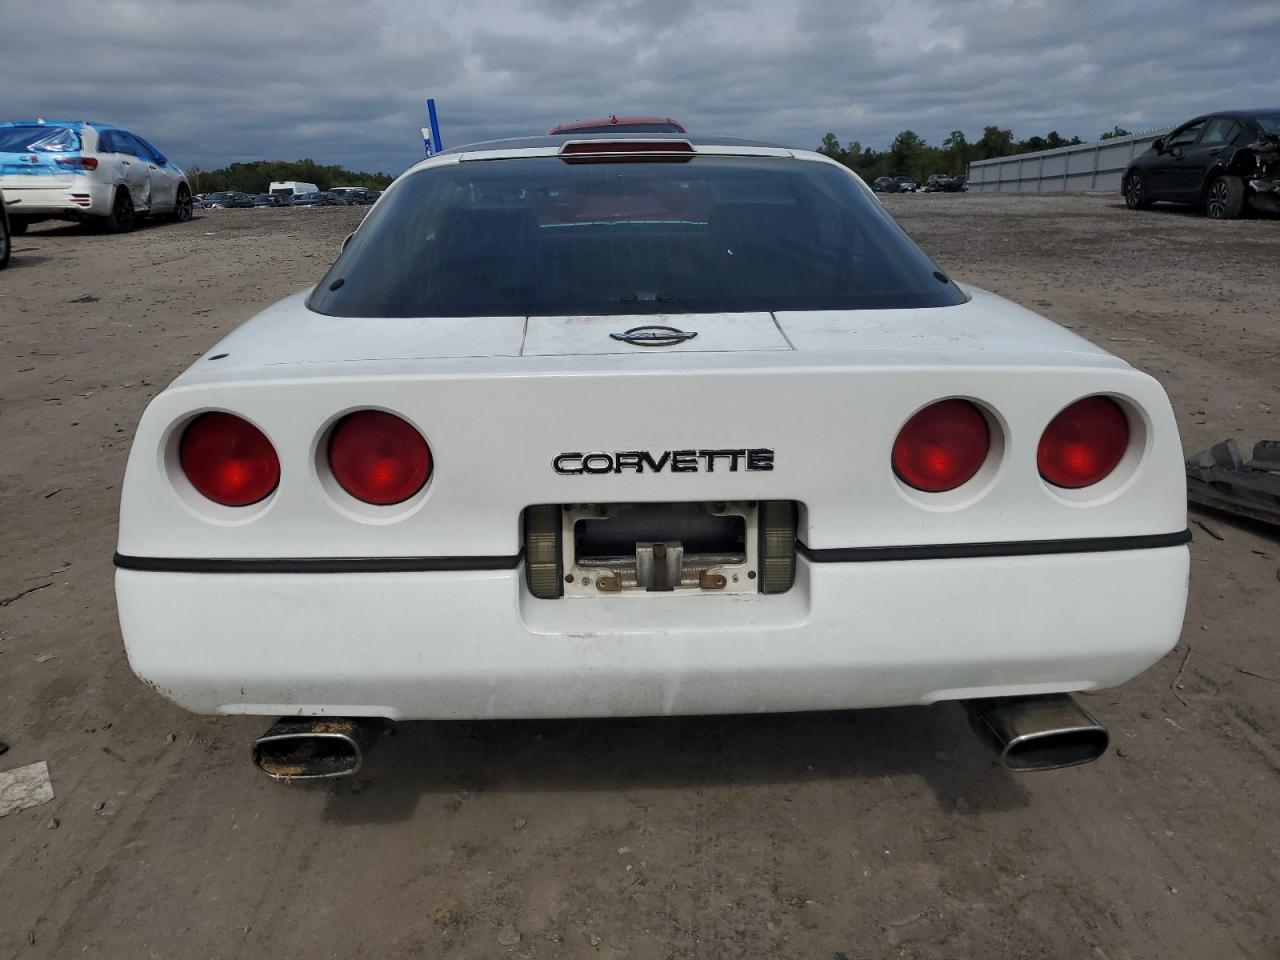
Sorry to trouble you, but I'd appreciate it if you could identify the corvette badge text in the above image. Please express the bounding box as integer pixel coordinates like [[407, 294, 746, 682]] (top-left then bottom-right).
[[554, 449, 775, 475]]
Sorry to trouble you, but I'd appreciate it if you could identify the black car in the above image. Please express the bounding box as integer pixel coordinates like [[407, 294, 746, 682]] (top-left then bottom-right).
[[290, 191, 348, 207], [892, 176, 920, 193], [251, 194, 290, 207], [1123, 109, 1280, 218], [925, 173, 968, 193], [328, 187, 380, 205], [871, 176, 897, 193], [0, 187, 11, 269], [203, 191, 255, 209]]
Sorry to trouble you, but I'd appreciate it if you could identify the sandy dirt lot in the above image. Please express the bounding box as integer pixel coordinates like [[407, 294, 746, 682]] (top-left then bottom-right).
[[1, 194, 1278, 959]]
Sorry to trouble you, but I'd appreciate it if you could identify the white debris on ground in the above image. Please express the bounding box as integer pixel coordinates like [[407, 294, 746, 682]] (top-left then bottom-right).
[[0, 761, 55, 817]]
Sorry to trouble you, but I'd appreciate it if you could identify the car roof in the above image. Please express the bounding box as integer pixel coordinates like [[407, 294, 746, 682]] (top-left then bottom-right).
[[1, 119, 91, 128], [439, 131, 785, 155], [1183, 108, 1280, 121], [548, 116, 685, 134], [0, 121, 146, 140]]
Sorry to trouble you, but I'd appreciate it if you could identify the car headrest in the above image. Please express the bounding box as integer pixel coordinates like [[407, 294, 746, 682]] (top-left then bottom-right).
[[436, 207, 540, 261]]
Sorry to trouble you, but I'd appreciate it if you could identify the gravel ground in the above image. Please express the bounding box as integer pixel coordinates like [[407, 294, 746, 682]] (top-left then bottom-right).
[[1, 195, 1277, 959]]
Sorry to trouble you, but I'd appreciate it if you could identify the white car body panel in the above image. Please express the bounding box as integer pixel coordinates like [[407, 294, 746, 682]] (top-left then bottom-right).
[[115, 141, 1190, 719], [116, 290, 1185, 560], [524, 312, 790, 355], [118, 546, 1187, 718]]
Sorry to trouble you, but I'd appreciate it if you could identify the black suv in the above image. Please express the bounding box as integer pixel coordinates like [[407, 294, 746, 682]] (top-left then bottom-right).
[[251, 194, 290, 208], [203, 192, 256, 208], [329, 187, 380, 205], [925, 173, 967, 193], [1122, 109, 1280, 218]]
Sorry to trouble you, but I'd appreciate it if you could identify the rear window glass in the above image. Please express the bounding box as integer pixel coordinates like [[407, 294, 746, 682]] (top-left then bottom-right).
[[309, 155, 966, 318], [1254, 113, 1280, 136], [0, 125, 80, 153]]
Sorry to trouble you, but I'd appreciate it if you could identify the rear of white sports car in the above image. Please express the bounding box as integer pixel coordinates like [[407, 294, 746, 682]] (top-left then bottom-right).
[[115, 136, 1190, 779]]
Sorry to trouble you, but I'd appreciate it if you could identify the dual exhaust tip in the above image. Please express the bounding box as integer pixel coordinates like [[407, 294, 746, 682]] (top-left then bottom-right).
[[252, 694, 1108, 782], [964, 693, 1109, 771], [253, 716, 387, 782]]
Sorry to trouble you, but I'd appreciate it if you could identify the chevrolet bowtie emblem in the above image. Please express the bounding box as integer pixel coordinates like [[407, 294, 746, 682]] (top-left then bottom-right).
[[609, 324, 698, 346]]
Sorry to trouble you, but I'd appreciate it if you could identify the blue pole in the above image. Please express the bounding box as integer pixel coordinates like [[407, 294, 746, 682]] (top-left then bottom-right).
[[427, 99, 443, 155]]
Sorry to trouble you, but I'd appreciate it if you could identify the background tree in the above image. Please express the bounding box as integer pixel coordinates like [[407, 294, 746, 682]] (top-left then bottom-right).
[[974, 126, 1016, 160], [815, 121, 1119, 182], [189, 159, 395, 194], [1043, 131, 1082, 149], [819, 132, 845, 162], [941, 130, 969, 174], [888, 130, 925, 176]]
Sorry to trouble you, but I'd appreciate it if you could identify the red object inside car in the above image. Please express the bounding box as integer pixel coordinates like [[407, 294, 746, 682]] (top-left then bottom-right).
[[548, 115, 686, 135]]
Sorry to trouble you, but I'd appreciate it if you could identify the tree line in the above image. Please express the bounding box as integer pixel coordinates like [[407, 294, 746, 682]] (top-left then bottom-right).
[[185, 123, 1142, 194], [818, 124, 1133, 182], [185, 159, 395, 194]]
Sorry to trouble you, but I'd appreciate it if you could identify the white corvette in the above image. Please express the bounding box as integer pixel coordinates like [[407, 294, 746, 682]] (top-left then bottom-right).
[[115, 135, 1190, 779]]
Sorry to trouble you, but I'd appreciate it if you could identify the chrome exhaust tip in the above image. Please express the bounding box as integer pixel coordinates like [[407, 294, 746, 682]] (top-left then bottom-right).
[[965, 694, 1109, 771], [253, 717, 387, 782]]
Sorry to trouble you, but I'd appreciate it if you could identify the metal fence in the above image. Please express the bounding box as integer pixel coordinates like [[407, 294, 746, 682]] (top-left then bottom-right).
[[966, 127, 1173, 193]]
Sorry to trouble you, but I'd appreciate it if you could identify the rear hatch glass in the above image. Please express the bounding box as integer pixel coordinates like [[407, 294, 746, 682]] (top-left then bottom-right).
[[0, 125, 81, 187], [309, 154, 967, 319]]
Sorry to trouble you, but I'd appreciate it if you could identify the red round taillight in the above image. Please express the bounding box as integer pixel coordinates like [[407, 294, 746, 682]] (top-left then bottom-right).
[[328, 411, 432, 505], [180, 412, 280, 506], [1038, 396, 1129, 488], [892, 399, 991, 492]]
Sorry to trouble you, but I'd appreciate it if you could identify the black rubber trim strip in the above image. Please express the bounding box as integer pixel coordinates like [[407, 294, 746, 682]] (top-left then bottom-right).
[[798, 528, 1191, 563], [113, 552, 523, 574], [115, 529, 1191, 574]]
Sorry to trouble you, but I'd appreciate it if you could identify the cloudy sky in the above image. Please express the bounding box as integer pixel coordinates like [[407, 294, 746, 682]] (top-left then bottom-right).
[[3, 0, 1277, 175]]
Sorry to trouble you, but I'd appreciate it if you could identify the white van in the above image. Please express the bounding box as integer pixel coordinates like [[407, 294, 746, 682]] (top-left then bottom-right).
[[268, 181, 319, 199]]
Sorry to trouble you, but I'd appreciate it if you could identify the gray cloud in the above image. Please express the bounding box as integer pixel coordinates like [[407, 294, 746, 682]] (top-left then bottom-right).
[[2, 0, 1276, 175]]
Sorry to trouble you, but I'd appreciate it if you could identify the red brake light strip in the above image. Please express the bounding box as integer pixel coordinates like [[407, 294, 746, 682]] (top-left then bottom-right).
[[558, 139, 695, 162]]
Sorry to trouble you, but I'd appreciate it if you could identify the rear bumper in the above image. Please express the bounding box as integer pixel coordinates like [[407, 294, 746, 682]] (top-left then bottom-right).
[[116, 545, 1189, 719], [1, 180, 112, 218]]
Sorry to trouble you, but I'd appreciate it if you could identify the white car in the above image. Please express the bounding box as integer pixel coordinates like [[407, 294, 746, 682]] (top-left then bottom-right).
[[115, 135, 1190, 781], [0, 120, 192, 232]]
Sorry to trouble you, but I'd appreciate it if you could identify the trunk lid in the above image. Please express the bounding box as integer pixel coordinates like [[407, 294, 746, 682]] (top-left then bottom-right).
[[522, 313, 789, 355], [0, 124, 80, 191], [184, 286, 1119, 383]]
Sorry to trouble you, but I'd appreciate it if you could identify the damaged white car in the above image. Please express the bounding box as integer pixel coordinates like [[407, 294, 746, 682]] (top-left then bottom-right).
[[115, 134, 1190, 780], [0, 120, 192, 232]]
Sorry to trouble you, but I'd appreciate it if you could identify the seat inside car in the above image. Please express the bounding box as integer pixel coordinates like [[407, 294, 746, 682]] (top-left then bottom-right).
[[429, 207, 542, 308]]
